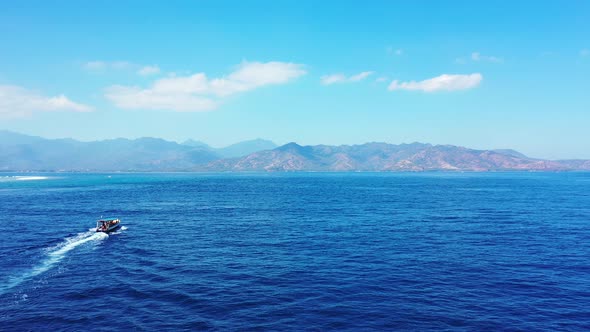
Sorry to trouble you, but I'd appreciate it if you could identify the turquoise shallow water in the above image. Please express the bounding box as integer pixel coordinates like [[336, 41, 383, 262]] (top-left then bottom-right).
[[1, 172, 590, 330]]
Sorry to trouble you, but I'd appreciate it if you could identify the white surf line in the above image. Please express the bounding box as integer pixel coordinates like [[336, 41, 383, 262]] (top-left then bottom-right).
[[0, 176, 51, 182], [15, 176, 50, 181], [0, 231, 108, 294]]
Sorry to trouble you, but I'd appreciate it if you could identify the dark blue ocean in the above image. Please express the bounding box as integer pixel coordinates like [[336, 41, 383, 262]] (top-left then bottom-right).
[[1, 172, 590, 331]]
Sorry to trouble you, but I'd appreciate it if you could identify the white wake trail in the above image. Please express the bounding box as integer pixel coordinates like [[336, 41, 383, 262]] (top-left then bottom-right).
[[0, 231, 108, 294]]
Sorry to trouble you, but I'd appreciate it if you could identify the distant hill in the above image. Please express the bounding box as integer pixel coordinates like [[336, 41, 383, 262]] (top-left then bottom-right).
[[0, 131, 219, 171], [1, 131, 589, 172], [492, 149, 529, 159], [215, 139, 277, 158], [181, 139, 213, 150], [206, 142, 588, 172], [180, 138, 276, 158]]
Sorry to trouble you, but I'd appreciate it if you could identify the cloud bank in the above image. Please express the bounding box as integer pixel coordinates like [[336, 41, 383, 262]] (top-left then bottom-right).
[[320, 71, 374, 85], [0, 85, 93, 118], [105, 61, 306, 112], [388, 73, 482, 92]]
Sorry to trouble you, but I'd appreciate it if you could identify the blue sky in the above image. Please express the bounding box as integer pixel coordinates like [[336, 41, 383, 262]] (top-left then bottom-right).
[[0, 1, 589, 159]]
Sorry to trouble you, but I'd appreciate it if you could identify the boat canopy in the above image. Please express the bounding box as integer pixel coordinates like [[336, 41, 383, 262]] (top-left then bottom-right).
[[98, 217, 119, 222]]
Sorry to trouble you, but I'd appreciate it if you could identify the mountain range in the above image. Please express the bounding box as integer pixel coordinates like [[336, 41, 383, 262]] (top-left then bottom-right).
[[1, 130, 589, 172], [207, 142, 589, 172], [0, 131, 275, 171]]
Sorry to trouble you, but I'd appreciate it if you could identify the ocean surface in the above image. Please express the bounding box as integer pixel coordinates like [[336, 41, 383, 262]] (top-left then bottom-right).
[[1, 172, 589, 331]]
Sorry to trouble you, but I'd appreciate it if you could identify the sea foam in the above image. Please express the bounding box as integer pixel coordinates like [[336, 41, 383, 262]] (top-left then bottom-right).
[[0, 176, 51, 182], [0, 231, 108, 294]]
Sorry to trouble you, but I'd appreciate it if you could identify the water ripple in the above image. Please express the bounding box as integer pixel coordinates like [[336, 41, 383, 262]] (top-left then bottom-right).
[[1, 172, 590, 330]]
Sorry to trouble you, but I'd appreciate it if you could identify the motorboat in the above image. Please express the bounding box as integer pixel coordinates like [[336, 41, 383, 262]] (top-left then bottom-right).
[[96, 217, 121, 233]]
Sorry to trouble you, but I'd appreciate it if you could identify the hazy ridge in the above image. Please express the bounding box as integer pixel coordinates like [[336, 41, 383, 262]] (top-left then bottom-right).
[[1, 131, 588, 172]]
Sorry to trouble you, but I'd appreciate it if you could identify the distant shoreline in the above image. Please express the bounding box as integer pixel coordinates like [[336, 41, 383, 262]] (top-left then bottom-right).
[[2, 170, 589, 174]]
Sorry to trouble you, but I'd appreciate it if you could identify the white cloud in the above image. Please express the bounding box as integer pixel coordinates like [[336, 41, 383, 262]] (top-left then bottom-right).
[[137, 65, 161, 76], [111, 61, 132, 69], [210, 61, 307, 96], [84, 61, 107, 70], [320, 74, 346, 85], [0, 85, 93, 118], [471, 52, 503, 63], [84, 61, 162, 76], [105, 61, 306, 112], [375, 76, 389, 83], [386, 47, 403, 55], [349, 71, 373, 82], [105, 85, 217, 112], [581, 49, 590, 57], [388, 73, 482, 92], [320, 71, 374, 85], [456, 52, 503, 64], [83, 60, 132, 71]]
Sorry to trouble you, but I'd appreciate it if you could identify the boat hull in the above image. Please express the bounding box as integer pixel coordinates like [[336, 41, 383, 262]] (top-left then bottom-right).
[[96, 223, 121, 233]]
